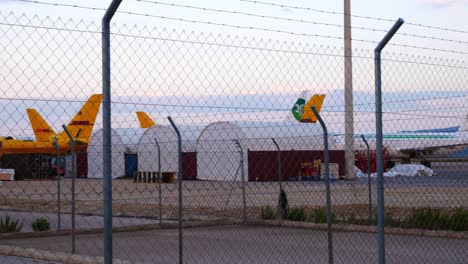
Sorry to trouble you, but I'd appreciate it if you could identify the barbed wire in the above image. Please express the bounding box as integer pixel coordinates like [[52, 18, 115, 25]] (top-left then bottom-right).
[[239, 0, 468, 34], [2, 20, 468, 69], [1, 93, 467, 113], [111, 31, 468, 62], [0, 21, 99, 34], [16, 0, 106, 12], [136, 0, 468, 45], [11, 0, 468, 55]]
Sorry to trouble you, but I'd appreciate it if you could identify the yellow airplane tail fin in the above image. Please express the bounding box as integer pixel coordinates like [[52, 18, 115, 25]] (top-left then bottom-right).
[[26, 108, 56, 142], [57, 94, 102, 143], [136, 111, 156, 128], [300, 94, 326, 123]]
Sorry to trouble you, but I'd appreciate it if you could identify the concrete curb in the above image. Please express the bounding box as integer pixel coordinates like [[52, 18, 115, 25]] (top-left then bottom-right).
[[2, 219, 465, 241], [0, 219, 230, 240], [0, 245, 136, 264], [254, 220, 467, 239]]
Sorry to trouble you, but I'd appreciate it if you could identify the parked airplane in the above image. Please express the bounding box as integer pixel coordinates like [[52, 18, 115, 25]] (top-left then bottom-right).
[[136, 111, 156, 128], [0, 94, 102, 156], [353, 114, 468, 160], [291, 91, 326, 123]]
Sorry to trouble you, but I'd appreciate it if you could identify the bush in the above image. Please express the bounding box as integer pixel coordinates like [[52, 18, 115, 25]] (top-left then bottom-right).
[[309, 207, 336, 224], [404, 208, 450, 230], [0, 215, 23, 233], [449, 208, 467, 231], [384, 212, 402, 227], [346, 213, 357, 224], [260, 206, 275, 220], [32, 218, 50, 232], [287, 207, 306, 222]]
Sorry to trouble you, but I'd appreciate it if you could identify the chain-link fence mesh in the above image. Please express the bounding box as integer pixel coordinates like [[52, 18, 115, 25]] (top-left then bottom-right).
[[0, 7, 467, 264]]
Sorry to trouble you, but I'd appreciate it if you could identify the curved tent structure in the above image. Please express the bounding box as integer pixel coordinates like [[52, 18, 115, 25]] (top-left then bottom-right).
[[239, 122, 330, 151], [196, 121, 338, 181], [196, 122, 247, 181], [87, 128, 144, 179], [137, 126, 178, 173]]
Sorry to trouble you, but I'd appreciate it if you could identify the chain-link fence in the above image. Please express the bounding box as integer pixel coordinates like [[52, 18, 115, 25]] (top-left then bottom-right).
[[0, 5, 467, 264]]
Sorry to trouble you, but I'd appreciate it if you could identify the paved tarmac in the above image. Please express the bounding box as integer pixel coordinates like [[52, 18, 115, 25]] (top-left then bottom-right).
[[2, 225, 466, 264], [0, 255, 60, 264]]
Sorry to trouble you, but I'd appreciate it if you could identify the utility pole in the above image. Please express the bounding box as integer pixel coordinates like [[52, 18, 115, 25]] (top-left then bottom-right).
[[344, 0, 355, 180]]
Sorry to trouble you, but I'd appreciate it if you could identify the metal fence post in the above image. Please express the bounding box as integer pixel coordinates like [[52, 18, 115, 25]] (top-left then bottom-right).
[[53, 137, 61, 231], [271, 138, 287, 220], [154, 138, 163, 225], [168, 116, 183, 264], [233, 139, 247, 224], [62, 125, 76, 254], [223, 142, 243, 219], [360, 135, 372, 225], [271, 138, 282, 190], [375, 18, 404, 264], [311, 106, 333, 264], [102, 1, 123, 263]]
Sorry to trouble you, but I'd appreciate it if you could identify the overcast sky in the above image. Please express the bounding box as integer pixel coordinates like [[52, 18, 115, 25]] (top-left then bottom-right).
[[0, 0, 467, 135], [1, 0, 467, 54]]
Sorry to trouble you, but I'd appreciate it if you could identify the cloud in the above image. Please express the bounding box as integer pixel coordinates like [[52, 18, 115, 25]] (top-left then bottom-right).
[[419, 0, 468, 8]]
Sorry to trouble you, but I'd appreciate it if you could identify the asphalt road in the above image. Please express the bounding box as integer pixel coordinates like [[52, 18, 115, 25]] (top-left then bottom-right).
[[2, 226, 466, 264], [0, 255, 60, 264]]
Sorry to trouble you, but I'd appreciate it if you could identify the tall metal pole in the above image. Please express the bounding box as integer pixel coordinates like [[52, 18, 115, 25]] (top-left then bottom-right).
[[102, 1, 123, 263], [360, 135, 372, 225], [375, 18, 404, 264], [62, 126, 76, 254], [168, 117, 183, 264], [312, 106, 333, 264], [154, 138, 163, 225], [344, 0, 355, 180], [53, 137, 61, 231]]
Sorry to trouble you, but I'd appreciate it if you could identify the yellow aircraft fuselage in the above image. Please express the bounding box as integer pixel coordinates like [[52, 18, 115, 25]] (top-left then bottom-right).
[[0, 139, 88, 156]]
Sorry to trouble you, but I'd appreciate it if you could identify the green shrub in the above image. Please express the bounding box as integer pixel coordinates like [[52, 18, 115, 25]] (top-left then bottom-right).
[[312, 208, 327, 223], [448, 208, 467, 231], [405, 208, 450, 230], [32, 218, 50, 232], [260, 206, 275, 220], [346, 213, 357, 224], [0, 215, 23, 233], [287, 207, 306, 222], [384, 212, 402, 227], [309, 207, 336, 224]]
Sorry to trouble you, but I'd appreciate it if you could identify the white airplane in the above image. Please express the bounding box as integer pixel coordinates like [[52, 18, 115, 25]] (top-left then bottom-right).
[[335, 114, 468, 160]]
